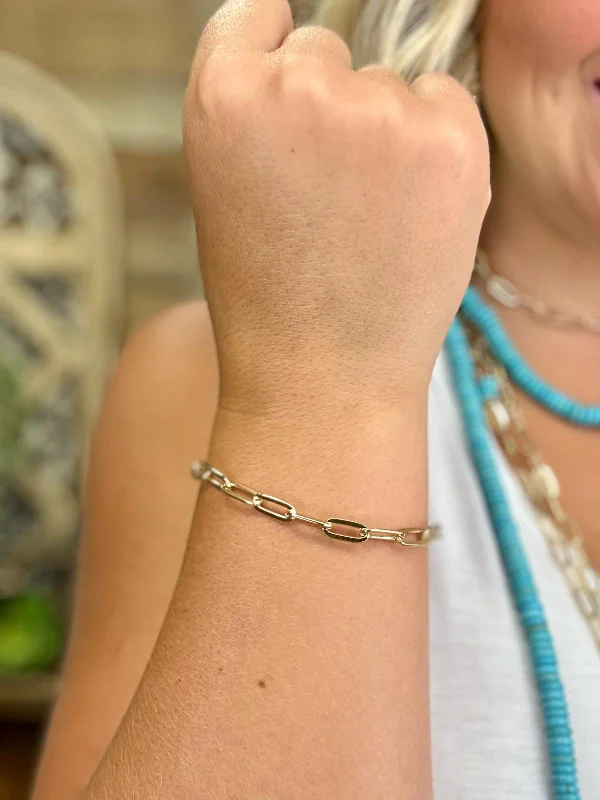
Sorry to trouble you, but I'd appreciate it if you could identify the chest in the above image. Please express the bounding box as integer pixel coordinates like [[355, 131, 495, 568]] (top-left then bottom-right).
[[428, 407, 600, 798], [427, 360, 600, 798]]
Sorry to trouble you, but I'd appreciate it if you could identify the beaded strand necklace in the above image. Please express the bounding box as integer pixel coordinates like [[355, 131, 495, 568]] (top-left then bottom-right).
[[461, 286, 600, 428], [445, 298, 583, 799]]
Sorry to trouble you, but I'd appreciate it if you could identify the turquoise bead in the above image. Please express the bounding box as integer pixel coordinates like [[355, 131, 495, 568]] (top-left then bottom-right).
[[461, 287, 600, 428], [477, 374, 500, 401], [445, 317, 581, 800]]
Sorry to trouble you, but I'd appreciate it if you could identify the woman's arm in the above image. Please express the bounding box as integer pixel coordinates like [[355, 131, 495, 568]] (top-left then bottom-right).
[[35, 0, 489, 790], [32, 303, 219, 800], [82, 374, 432, 800], [35, 302, 432, 800]]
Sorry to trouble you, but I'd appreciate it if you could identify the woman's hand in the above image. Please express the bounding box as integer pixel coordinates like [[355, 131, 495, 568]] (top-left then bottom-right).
[[183, 0, 490, 415]]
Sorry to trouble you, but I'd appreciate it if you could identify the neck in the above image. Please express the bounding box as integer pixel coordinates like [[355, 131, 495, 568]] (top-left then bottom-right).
[[481, 161, 600, 318], [478, 157, 600, 404]]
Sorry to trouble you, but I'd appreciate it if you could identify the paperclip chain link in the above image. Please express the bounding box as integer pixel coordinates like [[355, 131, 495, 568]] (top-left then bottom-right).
[[191, 461, 440, 547]]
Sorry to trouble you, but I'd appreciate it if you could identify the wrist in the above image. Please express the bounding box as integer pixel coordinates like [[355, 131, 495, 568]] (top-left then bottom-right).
[[217, 350, 433, 425], [206, 397, 429, 532], [213, 392, 428, 457], [217, 379, 430, 426]]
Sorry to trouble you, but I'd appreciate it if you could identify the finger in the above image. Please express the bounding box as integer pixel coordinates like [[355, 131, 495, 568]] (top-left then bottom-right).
[[278, 25, 352, 67], [197, 0, 293, 66], [356, 64, 416, 104], [410, 72, 479, 117]]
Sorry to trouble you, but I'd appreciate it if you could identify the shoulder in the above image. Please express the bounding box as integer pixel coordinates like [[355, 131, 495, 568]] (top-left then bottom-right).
[[36, 302, 219, 799], [108, 299, 217, 413], [116, 300, 217, 387], [90, 300, 219, 477]]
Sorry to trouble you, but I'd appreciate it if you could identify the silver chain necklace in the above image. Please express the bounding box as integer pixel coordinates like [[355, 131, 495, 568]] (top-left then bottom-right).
[[474, 250, 600, 333]]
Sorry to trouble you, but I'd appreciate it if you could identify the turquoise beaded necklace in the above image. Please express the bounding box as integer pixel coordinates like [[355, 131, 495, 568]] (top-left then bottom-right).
[[461, 286, 600, 428], [444, 284, 600, 799]]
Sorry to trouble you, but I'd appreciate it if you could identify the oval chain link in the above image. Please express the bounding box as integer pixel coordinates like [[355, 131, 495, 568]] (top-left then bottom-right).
[[190, 461, 440, 548], [475, 251, 600, 333]]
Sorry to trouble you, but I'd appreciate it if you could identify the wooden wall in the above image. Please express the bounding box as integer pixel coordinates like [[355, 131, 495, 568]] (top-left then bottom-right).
[[0, 0, 203, 79], [0, 0, 222, 336]]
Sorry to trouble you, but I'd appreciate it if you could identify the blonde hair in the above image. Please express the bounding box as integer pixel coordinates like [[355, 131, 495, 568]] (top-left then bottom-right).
[[311, 0, 481, 94]]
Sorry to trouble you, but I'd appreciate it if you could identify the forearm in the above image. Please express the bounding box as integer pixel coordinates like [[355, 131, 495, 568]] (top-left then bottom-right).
[[83, 400, 432, 800]]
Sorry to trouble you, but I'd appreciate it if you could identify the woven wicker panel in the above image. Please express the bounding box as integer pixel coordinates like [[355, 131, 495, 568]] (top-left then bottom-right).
[[0, 52, 124, 597]]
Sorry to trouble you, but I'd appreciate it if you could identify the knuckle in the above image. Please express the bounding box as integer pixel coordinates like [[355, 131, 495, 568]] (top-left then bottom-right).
[[296, 25, 351, 58], [411, 70, 489, 167], [364, 95, 405, 141], [433, 116, 490, 193], [279, 56, 333, 108], [186, 51, 264, 123], [412, 70, 467, 101], [437, 117, 473, 163]]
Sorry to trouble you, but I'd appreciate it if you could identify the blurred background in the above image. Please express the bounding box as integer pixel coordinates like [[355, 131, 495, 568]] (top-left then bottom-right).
[[0, 0, 279, 795]]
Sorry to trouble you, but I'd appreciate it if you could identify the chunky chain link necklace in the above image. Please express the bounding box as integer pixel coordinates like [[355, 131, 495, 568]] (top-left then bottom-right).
[[474, 250, 600, 333], [469, 325, 600, 652]]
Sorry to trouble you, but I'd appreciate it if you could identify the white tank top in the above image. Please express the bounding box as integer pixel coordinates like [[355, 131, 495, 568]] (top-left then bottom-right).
[[428, 354, 599, 799]]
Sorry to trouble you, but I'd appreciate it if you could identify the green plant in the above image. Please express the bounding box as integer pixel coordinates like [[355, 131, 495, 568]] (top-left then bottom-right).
[[0, 593, 62, 674], [0, 352, 62, 672]]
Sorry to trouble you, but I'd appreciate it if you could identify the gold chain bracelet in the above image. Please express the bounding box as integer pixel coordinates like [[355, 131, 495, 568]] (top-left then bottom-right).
[[191, 461, 441, 547]]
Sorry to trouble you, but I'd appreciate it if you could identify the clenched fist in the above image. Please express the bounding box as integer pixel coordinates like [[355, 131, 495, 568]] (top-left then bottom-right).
[[183, 0, 490, 416]]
